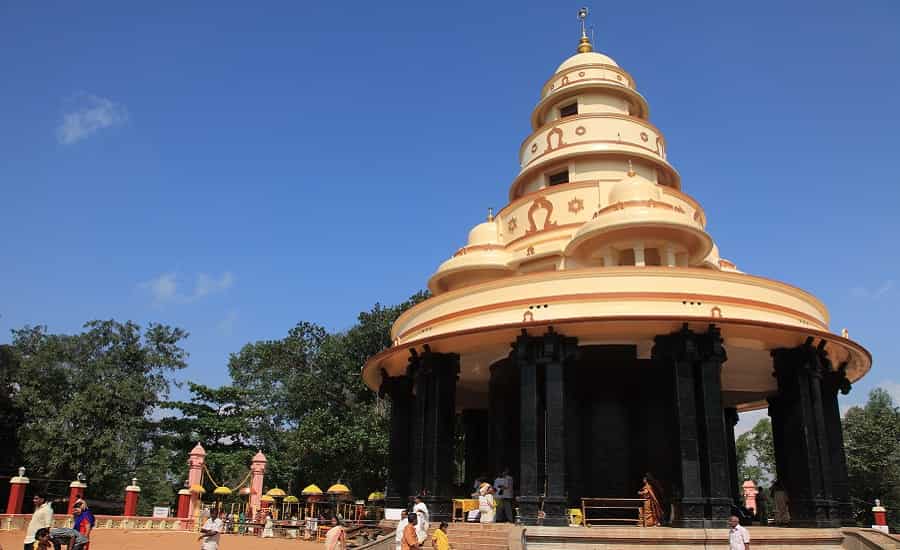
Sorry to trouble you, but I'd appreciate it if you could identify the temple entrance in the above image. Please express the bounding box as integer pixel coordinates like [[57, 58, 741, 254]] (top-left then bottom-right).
[[564, 345, 678, 508], [485, 345, 679, 511]]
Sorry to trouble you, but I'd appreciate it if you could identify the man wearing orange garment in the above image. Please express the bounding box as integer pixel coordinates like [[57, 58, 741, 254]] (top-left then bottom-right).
[[401, 512, 419, 550]]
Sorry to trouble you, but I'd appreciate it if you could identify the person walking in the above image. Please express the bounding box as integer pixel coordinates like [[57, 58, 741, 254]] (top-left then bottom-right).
[[401, 513, 419, 550], [413, 496, 429, 543], [261, 511, 274, 538], [728, 515, 751, 550], [493, 469, 514, 523], [198, 510, 224, 550], [394, 510, 409, 550], [477, 483, 495, 523], [432, 522, 451, 550], [24, 493, 54, 550]]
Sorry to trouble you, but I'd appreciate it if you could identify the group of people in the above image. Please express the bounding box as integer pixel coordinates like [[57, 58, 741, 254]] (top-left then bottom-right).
[[394, 496, 451, 550], [470, 468, 514, 523], [22, 494, 95, 550]]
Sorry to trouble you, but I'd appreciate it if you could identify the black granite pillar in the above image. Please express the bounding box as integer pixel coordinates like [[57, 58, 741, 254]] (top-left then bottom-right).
[[771, 339, 835, 527], [408, 346, 459, 521], [653, 325, 705, 527], [516, 330, 541, 525], [724, 407, 740, 506], [541, 329, 578, 526], [821, 360, 853, 525], [409, 350, 427, 499], [379, 368, 414, 508], [696, 326, 731, 525]]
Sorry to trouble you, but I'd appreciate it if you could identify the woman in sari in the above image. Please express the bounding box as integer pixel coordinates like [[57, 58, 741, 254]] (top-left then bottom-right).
[[638, 473, 664, 527]]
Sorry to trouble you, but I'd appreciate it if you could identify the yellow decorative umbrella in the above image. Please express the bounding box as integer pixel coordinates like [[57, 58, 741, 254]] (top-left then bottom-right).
[[213, 487, 232, 496], [301, 484, 323, 496], [190, 484, 206, 494], [284, 495, 300, 503], [327, 483, 351, 495], [266, 487, 286, 497], [260, 495, 275, 503], [367, 491, 385, 501]]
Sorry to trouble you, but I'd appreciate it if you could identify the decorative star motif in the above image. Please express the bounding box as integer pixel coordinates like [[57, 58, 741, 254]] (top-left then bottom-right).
[[507, 217, 518, 232], [568, 197, 584, 214]]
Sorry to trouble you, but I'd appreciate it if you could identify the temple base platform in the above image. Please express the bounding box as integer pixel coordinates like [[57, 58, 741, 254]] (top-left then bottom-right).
[[522, 526, 899, 549]]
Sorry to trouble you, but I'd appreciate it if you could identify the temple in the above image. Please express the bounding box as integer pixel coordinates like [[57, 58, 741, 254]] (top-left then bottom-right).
[[362, 18, 871, 529]]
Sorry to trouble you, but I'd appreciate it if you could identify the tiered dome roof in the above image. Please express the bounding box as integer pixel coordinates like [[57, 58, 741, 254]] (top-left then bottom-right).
[[429, 32, 726, 295]]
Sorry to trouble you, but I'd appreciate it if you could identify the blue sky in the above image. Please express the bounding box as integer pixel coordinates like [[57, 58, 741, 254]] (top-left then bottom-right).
[[1, 1, 898, 430]]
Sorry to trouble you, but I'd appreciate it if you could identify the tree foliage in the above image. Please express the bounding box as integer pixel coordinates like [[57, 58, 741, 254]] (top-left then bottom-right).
[[843, 388, 900, 528], [8, 321, 187, 500], [735, 417, 775, 488]]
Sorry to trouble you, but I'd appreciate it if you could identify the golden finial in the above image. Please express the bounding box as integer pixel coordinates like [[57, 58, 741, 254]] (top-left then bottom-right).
[[577, 7, 593, 53], [487, 207, 494, 222], [627, 160, 636, 177]]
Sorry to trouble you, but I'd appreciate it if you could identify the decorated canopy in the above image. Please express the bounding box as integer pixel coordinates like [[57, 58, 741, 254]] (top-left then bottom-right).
[[265, 487, 286, 497], [213, 487, 232, 496], [327, 483, 351, 495], [301, 484, 323, 496]]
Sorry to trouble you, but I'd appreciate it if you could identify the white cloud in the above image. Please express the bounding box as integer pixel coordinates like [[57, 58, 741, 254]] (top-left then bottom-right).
[[139, 272, 178, 304], [56, 93, 128, 145], [139, 271, 235, 306], [850, 279, 895, 299], [195, 272, 235, 299], [216, 310, 239, 336]]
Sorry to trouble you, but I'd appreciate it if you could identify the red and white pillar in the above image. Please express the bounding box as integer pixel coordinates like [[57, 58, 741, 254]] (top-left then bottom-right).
[[873, 499, 888, 534], [68, 475, 87, 515], [176, 488, 191, 518], [6, 467, 29, 514], [124, 478, 141, 516], [249, 450, 267, 517], [187, 442, 206, 519]]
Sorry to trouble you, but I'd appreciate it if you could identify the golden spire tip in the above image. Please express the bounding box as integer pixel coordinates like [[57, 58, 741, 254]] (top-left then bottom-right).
[[487, 207, 494, 222], [577, 7, 593, 53]]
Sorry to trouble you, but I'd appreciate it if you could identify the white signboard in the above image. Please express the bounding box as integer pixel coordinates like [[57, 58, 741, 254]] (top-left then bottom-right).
[[152, 506, 170, 518]]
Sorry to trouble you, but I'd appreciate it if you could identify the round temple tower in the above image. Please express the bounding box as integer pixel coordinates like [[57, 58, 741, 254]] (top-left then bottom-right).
[[365, 19, 870, 529]]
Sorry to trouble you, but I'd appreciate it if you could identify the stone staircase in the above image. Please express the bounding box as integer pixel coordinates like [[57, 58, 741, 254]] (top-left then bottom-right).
[[437, 522, 514, 550], [369, 521, 515, 550]]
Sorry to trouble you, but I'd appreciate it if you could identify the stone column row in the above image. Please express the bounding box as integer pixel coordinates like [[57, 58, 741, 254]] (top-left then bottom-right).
[[515, 328, 578, 526], [380, 346, 458, 521], [770, 339, 852, 527], [652, 324, 731, 527]]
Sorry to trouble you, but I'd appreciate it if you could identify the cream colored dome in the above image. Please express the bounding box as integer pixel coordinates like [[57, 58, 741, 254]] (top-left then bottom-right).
[[556, 51, 619, 72], [468, 221, 499, 246], [607, 175, 660, 204]]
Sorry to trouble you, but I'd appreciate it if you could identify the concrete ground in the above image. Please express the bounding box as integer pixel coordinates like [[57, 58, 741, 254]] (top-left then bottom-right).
[[0, 529, 325, 550]]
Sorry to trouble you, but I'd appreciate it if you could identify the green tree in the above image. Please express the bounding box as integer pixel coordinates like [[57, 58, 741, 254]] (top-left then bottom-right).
[[10, 321, 187, 500], [157, 382, 265, 490], [843, 387, 900, 529], [735, 417, 775, 488], [222, 291, 428, 495]]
